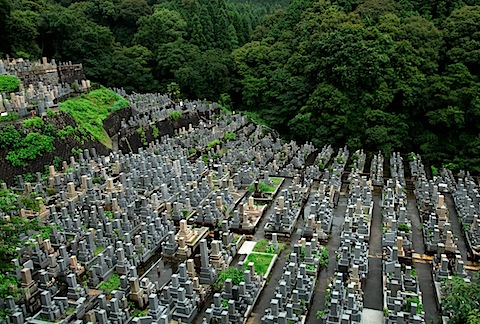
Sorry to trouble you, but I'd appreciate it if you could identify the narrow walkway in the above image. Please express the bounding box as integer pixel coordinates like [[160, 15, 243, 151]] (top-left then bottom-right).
[[306, 196, 348, 323], [444, 193, 469, 262], [363, 194, 383, 310], [407, 196, 439, 324]]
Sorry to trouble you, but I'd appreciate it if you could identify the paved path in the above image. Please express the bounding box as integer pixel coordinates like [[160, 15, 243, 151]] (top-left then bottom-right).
[[363, 194, 383, 310], [444, 193, 469, 262], [408, 196, 439, 324]]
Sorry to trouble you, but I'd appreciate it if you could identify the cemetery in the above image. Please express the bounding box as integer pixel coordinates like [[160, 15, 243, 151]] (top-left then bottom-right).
[[1, 58, 480, 324]]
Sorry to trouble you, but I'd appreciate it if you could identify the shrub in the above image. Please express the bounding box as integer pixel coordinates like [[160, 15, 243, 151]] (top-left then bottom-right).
[[151, 124, 159, 138], [169, 111, 182, 121], [214, 267, 244, 290], [98, 274, 120, 295], [398, 223, 410, 233], [0, 112, 18, 122], [22, 117, 44, 129], [0, 75, 21, 93], [224, 132, 236, 141], [6, 133, 55, 167], [207, 139, 221, 150]]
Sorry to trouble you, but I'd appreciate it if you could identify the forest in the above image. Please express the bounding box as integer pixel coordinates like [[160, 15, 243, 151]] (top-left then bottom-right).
[[1, 0, 480, 171]]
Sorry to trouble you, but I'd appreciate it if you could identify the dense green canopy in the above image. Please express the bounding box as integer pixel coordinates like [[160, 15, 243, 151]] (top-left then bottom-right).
[[1, 0, 480, 170]]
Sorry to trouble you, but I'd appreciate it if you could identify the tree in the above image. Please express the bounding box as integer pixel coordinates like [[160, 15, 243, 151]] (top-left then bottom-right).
[[107, 45, 158, 93], [443, 276, 480, 324]]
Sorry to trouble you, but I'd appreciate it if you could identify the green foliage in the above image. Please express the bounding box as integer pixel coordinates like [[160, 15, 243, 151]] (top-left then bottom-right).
[[398, 223, 410, 233], [188, 148, 197, 155], [252, 239, 283, 254], [0, 216, 42, 273], [105, 211, 114, 219], [169, 111, 182, 121], [317, 310, 325, 319], [224, 132, 236, 141], [248, 182, 275, 193], [56, 125, 76, 140], [319, 246, 329, 269], [207, 139, 221, 150], [431, 165, 439, 177], [443, 276, 480, 323], [244, 253, 274, 275], [136, 127, 147, 145], [214, 267, 244, 290], [98, 274, 121, 295], [0, 113, 18, 123], [5, 132, 55, 167], [151, 124, 159, 138], [405, 296, 424, 314], [0, 75, 21, 93], [46, 110, 56, 117], [22, 116, 44, 129], [59, 88, 128, 148]]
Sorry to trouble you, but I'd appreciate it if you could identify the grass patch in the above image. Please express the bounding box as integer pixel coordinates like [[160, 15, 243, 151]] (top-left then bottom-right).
[[253, 239, 284, 254], [244, 253, 274, 275], [94, 246, 105, 256], [59, 88, 128, 148], [98, 273, 120, 295]]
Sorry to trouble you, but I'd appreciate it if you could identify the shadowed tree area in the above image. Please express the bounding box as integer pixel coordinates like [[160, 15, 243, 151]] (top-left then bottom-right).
[[1, 0, 480, 170]]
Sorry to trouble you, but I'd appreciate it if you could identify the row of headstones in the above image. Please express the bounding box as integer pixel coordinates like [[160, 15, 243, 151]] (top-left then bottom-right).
[[370, 151, 384, 186], [265, 185, 306, 235], [319, 176, 371, 323], [410, 159, 471, 324], [449, 174, 480, 257], [0, 80, 90, 117], [262, 240, 320, 324], [381, 178, 425, 324], [348, 150, 367, 180], [205, 261, 263, 324]]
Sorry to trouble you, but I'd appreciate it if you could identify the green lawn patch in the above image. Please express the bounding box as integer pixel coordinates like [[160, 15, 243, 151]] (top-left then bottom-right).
[[253, 239, 284, 254], [59, 88, 128, 148], [244, 253, 274, 275]]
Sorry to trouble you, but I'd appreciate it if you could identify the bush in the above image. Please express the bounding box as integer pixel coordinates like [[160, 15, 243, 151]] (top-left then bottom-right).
[[224, 132, 236, 141], [0, 126, 21, 149], [214, 267, 244, 290], [22, 117, 44, 129], [207, 139, 221, 150], [5, 132, 55, 167], [169, 111, 182, 121], [151, 124, 159, 138], [398, 223, 410, 233], [0, 112, 18, 123], [98, 274, 120, 295], [0, 75, 21, 93]]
